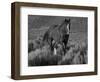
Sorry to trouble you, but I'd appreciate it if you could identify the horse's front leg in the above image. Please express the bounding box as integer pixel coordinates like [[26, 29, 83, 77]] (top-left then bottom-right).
[[54, 48, 56, 55], [62, 42, 66, 55]]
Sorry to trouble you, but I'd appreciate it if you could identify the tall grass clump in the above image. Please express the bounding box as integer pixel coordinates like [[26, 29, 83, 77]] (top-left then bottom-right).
[[28, 38, 87, 66], [58, 41, 87, 65], [28, 45, 62, 66]]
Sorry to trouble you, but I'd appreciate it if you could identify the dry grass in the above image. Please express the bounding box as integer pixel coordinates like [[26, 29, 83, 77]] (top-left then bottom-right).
[[28, 45, 62, 66], [58, 41, 87, 65], [28, 39, 87, 66]]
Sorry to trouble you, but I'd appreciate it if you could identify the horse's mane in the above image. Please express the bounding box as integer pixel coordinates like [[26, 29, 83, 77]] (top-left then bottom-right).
[[47, 19, 70, 32], [58, 19, 66, 29], [48, 24, 59, 32], [58, 19, 70, 30]]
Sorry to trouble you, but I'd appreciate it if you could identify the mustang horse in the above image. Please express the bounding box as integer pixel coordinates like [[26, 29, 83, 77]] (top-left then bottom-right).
[[43, 18, 71, 55]]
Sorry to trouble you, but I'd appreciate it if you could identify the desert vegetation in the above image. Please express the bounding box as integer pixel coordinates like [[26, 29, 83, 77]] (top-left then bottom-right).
[[28, 36, 87, 66]]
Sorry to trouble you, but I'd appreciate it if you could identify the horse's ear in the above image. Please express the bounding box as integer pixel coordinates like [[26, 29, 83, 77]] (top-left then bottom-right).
[[64, 18, 70, 22], [64, 19, 67, 22], [67, 19, 70, 23]]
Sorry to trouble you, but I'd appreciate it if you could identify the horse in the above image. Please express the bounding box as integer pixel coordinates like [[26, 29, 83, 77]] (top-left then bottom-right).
[[43, 18, 71, 55]]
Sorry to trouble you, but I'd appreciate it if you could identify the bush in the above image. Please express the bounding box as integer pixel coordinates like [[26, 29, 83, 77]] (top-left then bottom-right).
[[28, 45, 62, 66], [28, 38, 44, 53], [58, 41, 87, 65], [28, 39, 88, 66]]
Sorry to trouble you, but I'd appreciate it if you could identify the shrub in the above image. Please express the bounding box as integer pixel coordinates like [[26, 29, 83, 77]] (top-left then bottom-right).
[[28, 45, 62, 66], [28, 38, 44, 53], [28, 39, 88, 66], [58, 41, 87, 65]]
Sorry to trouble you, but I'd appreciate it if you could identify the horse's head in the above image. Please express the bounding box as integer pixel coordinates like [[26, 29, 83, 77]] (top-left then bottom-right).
[[64, 18, 70, 23]]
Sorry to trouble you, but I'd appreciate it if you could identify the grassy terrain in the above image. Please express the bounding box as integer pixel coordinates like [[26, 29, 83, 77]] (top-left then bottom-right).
[[28, 32, 87, 66]]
